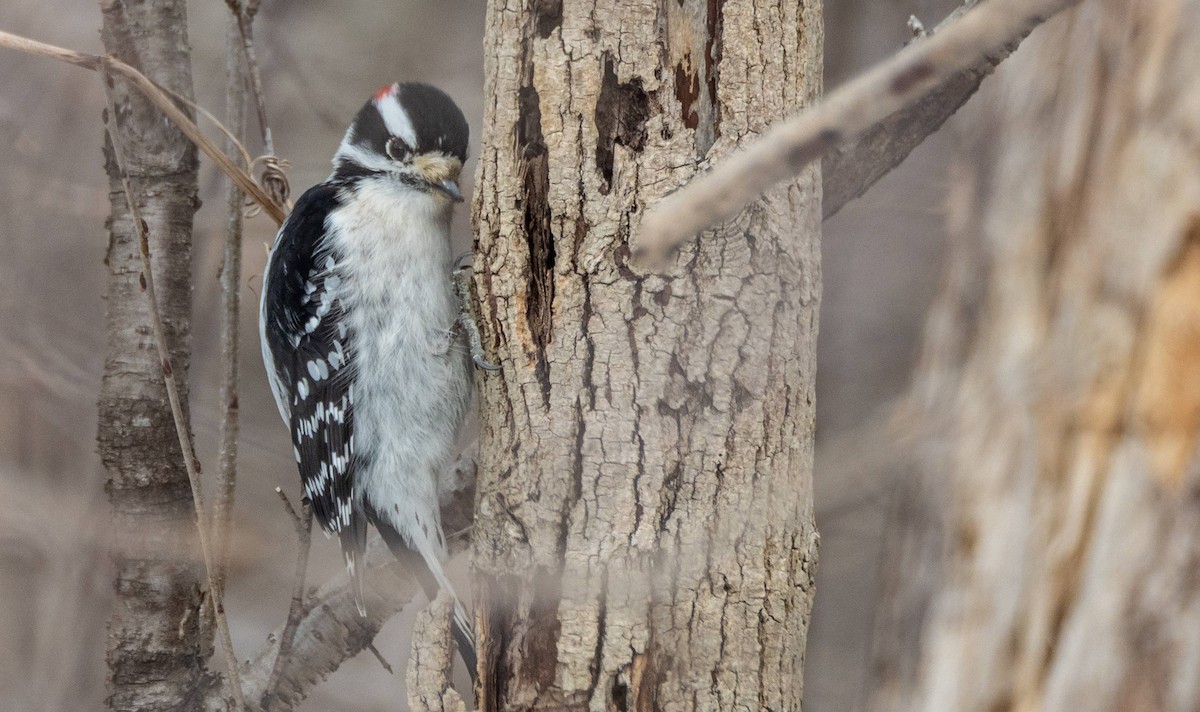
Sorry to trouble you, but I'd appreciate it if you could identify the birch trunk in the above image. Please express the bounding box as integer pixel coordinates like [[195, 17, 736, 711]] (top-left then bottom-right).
[[96, 1, 203, 709], [870, 1, 1200, 710], [471, 1, 823, 709]]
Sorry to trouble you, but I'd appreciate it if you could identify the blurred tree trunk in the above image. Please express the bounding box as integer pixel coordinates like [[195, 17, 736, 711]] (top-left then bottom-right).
[[869, 1, 1200, 711], [96, 1, 204, 710], [471, 1, 822, 709]]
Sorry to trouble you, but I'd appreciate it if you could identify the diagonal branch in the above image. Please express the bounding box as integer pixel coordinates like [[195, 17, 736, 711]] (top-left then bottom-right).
[[200, 533, 470, 712], [0, 29, 287, 225], [635, 0, 1083, 263], [822, 1, 985, 220], [201, 452, 478, 711]]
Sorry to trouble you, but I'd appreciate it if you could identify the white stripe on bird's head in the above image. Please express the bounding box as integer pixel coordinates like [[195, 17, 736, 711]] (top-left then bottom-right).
[[332, 141, 395, 174], [373, 84, 418, 149]]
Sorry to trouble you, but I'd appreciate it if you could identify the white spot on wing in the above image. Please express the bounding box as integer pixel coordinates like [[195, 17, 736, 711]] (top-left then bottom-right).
[[307, 360, 323, 380]]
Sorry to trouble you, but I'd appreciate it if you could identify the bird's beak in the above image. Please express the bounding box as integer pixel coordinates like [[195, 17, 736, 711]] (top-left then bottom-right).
[[435, 179, 464, 203], [414, 154, 464, 203]]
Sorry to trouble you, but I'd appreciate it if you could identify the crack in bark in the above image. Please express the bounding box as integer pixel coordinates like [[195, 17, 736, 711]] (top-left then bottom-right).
[[516, 79, 556, 376], [532, 0, 564, 39], [595, 54, 651, 193]]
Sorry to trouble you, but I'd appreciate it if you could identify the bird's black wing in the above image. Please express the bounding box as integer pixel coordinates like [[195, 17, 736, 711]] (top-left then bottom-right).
[[262, 183, 367, 604]]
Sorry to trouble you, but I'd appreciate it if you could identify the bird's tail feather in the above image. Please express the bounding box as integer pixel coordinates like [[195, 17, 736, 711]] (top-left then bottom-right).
[[340, 506, 369, 616], [364, 505, 478, 679]]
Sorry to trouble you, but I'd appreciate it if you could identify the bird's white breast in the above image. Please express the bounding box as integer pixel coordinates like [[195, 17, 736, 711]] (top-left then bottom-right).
[[326, 178, 471, 540]]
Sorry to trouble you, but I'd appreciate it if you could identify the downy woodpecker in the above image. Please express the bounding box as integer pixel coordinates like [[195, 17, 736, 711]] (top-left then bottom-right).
[[260, 82, 480, 671]]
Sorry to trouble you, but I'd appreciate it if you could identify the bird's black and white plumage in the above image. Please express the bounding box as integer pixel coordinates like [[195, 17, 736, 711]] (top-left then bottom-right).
[[260, 82, 475, 670]]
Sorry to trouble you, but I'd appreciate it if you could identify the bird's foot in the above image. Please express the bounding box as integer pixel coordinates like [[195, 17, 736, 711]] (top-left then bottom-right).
[[452, 254, 500, 372]]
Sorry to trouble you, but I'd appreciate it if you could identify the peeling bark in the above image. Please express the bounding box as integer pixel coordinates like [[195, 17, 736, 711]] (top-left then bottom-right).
[[870, 1, 1200, 710], [472, 1, 822, 709], [96, 1, 204, 710]]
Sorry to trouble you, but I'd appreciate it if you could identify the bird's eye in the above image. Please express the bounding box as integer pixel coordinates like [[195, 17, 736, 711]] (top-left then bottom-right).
[[385, 137, 412, 161]]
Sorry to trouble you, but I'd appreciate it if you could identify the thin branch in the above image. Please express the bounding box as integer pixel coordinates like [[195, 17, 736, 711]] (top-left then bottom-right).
[[822, 1, 988, 220], [263, 500, 313, 710], [0, 28, 287, 225], [101, 72, 247, 711], [223, 0, 291, 208], [274, 487, 303, 531], [212, 5, 248, 597], [635, 0, 1083, 262], [365, 642, 395, 675], [224, 0, 272, 150]]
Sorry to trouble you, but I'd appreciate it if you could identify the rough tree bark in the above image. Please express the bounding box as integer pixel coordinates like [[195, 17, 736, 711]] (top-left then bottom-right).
[[869, 1, 1200, 710], [471, 1, 822, 709], [96, 0, 204, 709]]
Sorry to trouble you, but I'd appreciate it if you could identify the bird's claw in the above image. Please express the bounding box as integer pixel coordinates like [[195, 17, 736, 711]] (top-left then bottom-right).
[[452, 256, 500, 373], [472, 353, 501, 371], [453, 251, 474, 272]]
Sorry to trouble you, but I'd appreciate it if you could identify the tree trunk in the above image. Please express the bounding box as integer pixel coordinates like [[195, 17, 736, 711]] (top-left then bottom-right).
[[869, 1, 1200, 710], [97, 1, 204, 709], [471, 1, 822, 709]]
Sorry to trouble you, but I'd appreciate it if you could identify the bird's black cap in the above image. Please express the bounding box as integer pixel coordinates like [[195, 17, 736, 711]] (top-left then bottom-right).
[[348, 82, 469, 162]]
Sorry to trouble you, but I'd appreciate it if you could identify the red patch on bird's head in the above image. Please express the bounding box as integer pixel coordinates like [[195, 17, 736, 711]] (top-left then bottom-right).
[[373, 84, 397, 102]]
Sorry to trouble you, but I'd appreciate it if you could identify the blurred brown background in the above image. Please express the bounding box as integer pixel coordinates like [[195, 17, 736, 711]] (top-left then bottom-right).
[[0, 0, 959, 709]]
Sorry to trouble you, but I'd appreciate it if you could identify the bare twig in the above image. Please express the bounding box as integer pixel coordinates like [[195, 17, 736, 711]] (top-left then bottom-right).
[[224, 0, 271, 149], [0, 29, 287, 225], [223, 0, 291, 208], [274, 487, 303, 531], [263, 500, 313, 710], [365, 642, 395, 675], [211, 7, 248, 597], [636, 0, 1082, 262], [822, 1, 990, 220], [101, 72, 247, 710], [906, 15, 928, 41]]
